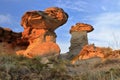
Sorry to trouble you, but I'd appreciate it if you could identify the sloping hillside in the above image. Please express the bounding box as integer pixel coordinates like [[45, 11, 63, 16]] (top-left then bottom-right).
[[0, 53, 120, 80]]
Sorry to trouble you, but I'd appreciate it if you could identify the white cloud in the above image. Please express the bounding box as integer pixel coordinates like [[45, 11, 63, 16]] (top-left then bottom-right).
[[55, 0, 120, 51], [101, 6, 107, 11], [118, 1, 120, 6], [2, 0, 21, 2], [0, 14, 11, 24], [88, 12, 120, 49], [55, 0, 88, 12], [0, 14, 23, 32]]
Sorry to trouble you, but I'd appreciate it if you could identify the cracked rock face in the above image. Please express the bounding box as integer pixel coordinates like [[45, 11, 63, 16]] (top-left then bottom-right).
[[17, 7, 68, 58], [69, 23, 94, 56]]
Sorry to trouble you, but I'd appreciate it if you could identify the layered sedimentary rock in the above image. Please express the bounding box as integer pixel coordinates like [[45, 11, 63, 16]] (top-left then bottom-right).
[[69, 23, 94, 56], [71, 44, 104, 64], [71, 44, 120, 64], [0, 27, 28, 54], [79, 44, 104, 60], [17, 7, 68, 58], [0, 27, 20, 43]]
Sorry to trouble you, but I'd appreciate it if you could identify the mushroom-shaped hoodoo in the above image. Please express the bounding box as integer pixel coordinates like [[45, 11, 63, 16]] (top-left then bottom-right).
[[69, 23, 94, 57], [17, 7, 68, 58]]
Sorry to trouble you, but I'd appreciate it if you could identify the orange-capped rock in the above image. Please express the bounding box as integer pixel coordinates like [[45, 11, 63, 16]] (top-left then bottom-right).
[[69, 23, 94, 56]]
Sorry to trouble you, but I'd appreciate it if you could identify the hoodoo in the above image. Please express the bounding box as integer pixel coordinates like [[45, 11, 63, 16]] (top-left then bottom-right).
[[17, 7, 68, 58], [69, 23, 94, 57]]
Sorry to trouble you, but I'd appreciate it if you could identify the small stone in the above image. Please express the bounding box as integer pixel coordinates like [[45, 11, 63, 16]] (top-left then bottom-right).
[[40, 57, 49, 64]]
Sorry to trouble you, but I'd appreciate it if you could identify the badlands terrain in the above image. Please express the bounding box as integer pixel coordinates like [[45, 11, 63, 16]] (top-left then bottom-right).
[[0, 7, 120, 80]]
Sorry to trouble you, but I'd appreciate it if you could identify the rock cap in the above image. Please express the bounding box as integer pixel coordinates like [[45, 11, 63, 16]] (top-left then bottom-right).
[[70, 23, 94, 33], [21, 7, 68, 31]]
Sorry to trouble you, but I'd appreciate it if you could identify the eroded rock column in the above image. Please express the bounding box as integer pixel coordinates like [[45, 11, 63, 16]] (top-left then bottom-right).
[[69, 23, 94, 56]]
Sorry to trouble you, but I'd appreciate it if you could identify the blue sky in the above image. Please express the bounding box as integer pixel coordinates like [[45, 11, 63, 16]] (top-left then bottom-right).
[[0, 0, 120, 53]]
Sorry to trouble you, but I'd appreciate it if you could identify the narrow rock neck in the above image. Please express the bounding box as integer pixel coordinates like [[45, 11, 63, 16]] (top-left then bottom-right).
[[69, 31, 88, 56]]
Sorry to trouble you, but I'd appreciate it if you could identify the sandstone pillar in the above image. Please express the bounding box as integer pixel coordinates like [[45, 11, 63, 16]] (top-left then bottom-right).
[[16, 7, 68, 58], [69, 31, 88, 56]]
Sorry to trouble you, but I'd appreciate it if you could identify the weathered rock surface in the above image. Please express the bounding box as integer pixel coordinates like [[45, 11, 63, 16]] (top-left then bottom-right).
[[17, 38, 60, 58], [71, 44, 104, 64], [78, 44, 104, 59], [0, 27, 20, 43], [17, 7, 68, 58], [21, 7, 68, 31], [69, 23, 94, 57], [70, 23, 94, 33], [0, 27, 28, 54], [69, 31, 88, 56], [71, 44, 120, 64]]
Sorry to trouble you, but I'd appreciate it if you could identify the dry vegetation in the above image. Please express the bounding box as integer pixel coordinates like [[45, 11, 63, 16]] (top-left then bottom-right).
[[0, 48, 120, 80], [0, 53, 74, 80]]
